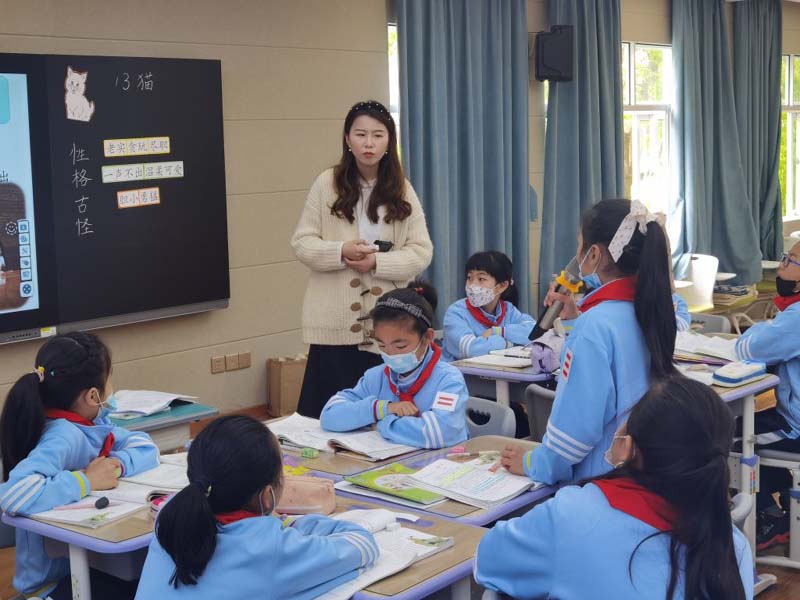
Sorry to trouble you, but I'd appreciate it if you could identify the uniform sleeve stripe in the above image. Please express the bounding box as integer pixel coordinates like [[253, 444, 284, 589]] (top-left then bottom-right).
[[0, 475, 41, 511], [7, 478, 45, 514], [544, 437, 585, 464], [70, 471, 88, 497], [124, 440, 158, 450], [547, 423, 592, 452], [424, 412, 445, 448], [545, 431, 589, 460], [339, 533, 366, 564], [459, 335, 476, 358], [420, 417, 433, 449]]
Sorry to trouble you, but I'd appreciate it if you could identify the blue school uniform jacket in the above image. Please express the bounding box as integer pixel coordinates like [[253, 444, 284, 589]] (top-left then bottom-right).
[[0, 414, 159, 596], [474, 483, 754, 600], [442, 299, 536, 361], [136, 513, 378, 600], [523, 283, 651, 485], [320, 346, 469, 448], [736, 301, 800, 437], [673, 293, 690, 331]]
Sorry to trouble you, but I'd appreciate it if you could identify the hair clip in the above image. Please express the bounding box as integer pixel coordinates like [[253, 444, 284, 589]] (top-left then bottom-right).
[[414, 287, 424, 294], [33, 366, 45, 383]]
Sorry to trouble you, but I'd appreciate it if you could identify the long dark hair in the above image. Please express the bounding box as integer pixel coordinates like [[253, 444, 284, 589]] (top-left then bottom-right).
[[370, 280, 438, 337], [155, 416, 283, 588], [594, 376, 745, 600], [581, 199, 677, 378], [465, 250, 519, 307], [0, 332, 112, 480], [331, 100, 410, 224]]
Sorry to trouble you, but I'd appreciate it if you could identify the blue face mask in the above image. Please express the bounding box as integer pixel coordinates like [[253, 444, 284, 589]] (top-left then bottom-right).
[[94, 390, 117, 421], [578, 247, 602, 291], [381, 340, 425, 374]]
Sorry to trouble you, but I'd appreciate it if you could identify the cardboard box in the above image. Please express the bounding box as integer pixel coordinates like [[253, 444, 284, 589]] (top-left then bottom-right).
[[266, 356, 307, 417]]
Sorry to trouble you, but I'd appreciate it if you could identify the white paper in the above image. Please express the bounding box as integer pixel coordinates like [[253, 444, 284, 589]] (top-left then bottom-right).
[[330, 508, 420, 533], [89, 480, 155, 504]]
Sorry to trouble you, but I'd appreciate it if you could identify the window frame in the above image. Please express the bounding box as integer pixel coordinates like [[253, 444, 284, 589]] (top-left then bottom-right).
[[782, 54, 800, 219], [622, 41, 673, 215]]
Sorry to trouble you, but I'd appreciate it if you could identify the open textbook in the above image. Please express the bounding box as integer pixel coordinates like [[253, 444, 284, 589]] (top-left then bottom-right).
[[318, 509, 454, 600], [341, 463, 446, 506], [267, 413, 418, 461], [408, 457, 540, 509], [110, 390, 197, 419], [674, 331, 737, 363]]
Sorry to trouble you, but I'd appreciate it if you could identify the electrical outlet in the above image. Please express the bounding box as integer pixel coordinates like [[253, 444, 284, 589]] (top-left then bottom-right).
[[238, 351, 251, 369], [225, 353, 239, 371], [211, 356, 226, 374]]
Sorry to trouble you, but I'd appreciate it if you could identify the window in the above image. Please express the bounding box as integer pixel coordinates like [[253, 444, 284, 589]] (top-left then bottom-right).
[[622, 43, 673, 215], [780, 55, 800, 218]]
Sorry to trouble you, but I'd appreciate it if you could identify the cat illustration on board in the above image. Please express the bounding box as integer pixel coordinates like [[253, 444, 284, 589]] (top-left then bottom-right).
[[64, 66, 95, 122]]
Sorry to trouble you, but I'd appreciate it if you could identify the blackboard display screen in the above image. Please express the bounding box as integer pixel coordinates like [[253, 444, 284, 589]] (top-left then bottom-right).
[[0, 53, 229, 344]]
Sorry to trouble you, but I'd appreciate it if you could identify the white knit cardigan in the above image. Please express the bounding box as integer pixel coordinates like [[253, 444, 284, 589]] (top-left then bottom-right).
[[291, 169, 434, 348]]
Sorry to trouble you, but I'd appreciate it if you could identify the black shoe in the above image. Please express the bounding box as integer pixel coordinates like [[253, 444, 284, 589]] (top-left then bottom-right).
[[756, 511, 790, 551]]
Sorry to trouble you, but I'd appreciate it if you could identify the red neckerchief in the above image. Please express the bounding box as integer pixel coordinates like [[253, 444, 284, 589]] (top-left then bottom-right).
[[579, 277, 637, 313], [594, 478, 676, 532], [465, 299, 507, 328], [773, 293, 800, 312], [216, 510, 261, 525], [384, 343, 442, 404], [44, 409, 115, 458]]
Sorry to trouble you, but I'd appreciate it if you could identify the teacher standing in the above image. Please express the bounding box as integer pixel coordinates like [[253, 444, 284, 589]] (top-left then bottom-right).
[[291, 100, 433, 418]]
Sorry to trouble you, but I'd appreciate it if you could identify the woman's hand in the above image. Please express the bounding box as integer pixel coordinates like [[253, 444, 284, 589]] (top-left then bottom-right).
[[544, 281, 580, 320], [342, 240, 377, 261], [345, 253, 377, 274]]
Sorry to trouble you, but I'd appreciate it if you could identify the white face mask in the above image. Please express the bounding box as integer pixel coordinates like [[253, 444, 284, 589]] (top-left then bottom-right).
[[465, 284, 497, 308], [604, 435, 634, 468], [259, 486, 277, 516]]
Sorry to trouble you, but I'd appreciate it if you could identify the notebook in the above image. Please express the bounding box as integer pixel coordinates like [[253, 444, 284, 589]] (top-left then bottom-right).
[[110, 390, 197, 419], [341, 463, 446, 506], [490, 346, 532, 359], [89, 480, 174, 505], [33, 498, 147, 529], [319, 509, 454, 600], [267, 413, 418, 462], [407, 458, 539, 509]]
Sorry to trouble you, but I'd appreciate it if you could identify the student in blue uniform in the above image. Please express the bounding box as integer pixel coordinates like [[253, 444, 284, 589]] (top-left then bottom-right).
[[136, 415, 378, 599], [442, 250, 536, 361], [734, 241, 800, 549], [476, 376, 753, 600], [321, 281, 469, 448], [673, 293, 690, 331], [502, 199, 677, 484], [0, 332, 159, 600]]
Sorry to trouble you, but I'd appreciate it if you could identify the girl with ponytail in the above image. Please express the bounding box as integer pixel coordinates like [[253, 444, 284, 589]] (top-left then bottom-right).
[[320, 280, 470, 448], [0, 331, 159, 599], [136, 415, 378, 599], [442, 250, 536, 361], [502, 199, 677, 484], [478, 376, 752, 599]]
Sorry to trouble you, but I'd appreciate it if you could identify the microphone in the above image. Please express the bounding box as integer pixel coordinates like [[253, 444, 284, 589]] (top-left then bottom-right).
[[529, 257, 583, 341]]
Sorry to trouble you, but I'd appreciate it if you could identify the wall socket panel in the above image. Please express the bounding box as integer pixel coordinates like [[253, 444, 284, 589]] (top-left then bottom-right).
[[211, 351, 252, 373]]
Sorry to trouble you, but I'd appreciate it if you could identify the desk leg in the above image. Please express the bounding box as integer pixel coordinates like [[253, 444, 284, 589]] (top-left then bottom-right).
[[496, 381, 511, 409], [450, 575, 471, 600], [741, 393, 756, 555], [69, 544, 91, 600]]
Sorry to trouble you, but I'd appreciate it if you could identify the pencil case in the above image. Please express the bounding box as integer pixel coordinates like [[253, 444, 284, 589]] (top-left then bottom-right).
[[275, 475, 335, 515], [711, 361, 767, 387]]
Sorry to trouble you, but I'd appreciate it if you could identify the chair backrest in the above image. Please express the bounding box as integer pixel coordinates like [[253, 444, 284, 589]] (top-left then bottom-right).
[[688, 312, 731, 334], [730, 492, 753, 531], [466, 397, 516, 438], [678, 254, 719, 311], [523, 383, 556, 443]]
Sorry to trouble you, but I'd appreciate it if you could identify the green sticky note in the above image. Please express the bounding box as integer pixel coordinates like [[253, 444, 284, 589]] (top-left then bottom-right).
[[0, 76, 8, 125]]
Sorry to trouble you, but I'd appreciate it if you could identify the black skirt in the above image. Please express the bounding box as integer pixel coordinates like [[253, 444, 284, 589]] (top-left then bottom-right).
[[297, 344, 383, 419]]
